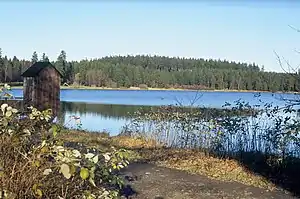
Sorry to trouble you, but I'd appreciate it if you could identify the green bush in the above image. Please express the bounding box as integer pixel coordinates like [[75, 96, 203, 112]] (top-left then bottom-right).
[[0, 85, 130, 199]]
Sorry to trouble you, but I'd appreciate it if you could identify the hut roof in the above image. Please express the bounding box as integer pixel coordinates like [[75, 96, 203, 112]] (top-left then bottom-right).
[[21, 61, 62, 77]]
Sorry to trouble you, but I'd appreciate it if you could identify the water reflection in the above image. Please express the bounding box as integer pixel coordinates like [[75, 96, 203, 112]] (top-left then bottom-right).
[[2, 100, 244, 135], [58, 102, 149, 134], [59, 101, 152, 120], [58, 101, 251, 135]]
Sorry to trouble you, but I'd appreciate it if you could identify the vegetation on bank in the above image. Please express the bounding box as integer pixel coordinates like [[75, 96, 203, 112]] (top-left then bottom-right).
[[0, 85, 132, 198], [0, 48, 299, 92], [8, 83, 300, 94], [58, 131, 273, 189], [60, 97, 300, 196], [58, 131, 283, 192], [1, 82, 300, 197], [120, 99, 300, 196]]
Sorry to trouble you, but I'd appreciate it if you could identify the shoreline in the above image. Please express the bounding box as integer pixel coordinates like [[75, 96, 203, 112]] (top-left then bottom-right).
[[10, 85, 300, 94], [60, 130, 299, 197]]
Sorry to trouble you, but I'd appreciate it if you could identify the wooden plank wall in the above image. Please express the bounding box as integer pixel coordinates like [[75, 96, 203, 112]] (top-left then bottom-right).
[[23, 67, 60, 117]]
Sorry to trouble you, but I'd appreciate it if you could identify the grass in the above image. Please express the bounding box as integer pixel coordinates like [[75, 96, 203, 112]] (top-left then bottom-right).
[[58, 130, 142, 161], [60, 130, 278, 192]]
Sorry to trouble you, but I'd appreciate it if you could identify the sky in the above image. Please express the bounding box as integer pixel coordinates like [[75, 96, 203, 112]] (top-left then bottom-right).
[[0, 1, 300, 72]]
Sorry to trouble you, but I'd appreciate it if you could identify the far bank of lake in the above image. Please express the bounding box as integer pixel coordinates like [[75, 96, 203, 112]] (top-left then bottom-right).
[[9, 85, 300, 94]]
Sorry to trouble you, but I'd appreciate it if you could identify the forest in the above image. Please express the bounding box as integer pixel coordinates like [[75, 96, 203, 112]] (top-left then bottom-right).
[[0, 48, 298, 92]]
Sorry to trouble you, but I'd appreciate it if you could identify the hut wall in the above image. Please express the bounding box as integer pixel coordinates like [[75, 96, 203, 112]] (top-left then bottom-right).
[[33, 67, 60, 116], [23, 77, 35, 107]]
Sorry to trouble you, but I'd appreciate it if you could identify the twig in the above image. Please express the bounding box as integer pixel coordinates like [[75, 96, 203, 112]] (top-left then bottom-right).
[[288, 25, 300, 32]]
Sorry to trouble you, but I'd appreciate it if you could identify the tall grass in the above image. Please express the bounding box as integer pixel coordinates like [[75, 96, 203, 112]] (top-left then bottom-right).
[[123, 97, 300, 159]]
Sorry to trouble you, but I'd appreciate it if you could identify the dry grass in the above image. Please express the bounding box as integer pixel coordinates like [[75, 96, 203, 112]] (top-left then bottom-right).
[[124, 146, 275, 190], [153, 149, 273, 189], [0, 135, 82, 198], [111, 136, 161, 149], [59, 129, 110, 148], [59, 130, 142, 160]]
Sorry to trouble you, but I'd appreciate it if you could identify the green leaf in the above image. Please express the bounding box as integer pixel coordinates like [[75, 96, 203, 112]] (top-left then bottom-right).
[[80, 167, 89, 180], [85, 153, 94, 159], [5, 110, 12, 117], [2, 118, 8, 126], [92, 155, 98, 164], [72, 150, 81, 158], [89, 177, 96, 187], [1, 104, 8, 114], [88, 166, 96, 186], [32, 184, 43, 198], [32, 184, 38, 190], [41, 140, 46, 147], [118, 163, 124, 169], [70, 164, 76, 175], [33, 160, 40, 168], [103, 153, 111, 162], [43, 168, 52, 176], [36, 189, 43, 198], [52, 125, 58, 137], [60, 163, 71, 179]]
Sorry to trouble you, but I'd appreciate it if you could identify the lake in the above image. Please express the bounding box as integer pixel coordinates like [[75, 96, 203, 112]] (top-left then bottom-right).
[[9, 88, 300, 135]]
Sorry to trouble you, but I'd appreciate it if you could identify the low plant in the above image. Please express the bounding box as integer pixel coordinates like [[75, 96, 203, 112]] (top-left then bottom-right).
[[124, 105, 226, 151], [0, 86, 130, 198]]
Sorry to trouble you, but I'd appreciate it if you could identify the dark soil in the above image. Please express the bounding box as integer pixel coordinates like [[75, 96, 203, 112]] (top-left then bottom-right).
[[120, 163, 298, 199]]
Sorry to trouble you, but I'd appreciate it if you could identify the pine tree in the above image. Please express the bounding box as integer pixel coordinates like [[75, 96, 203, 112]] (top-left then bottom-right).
[[41, 53, 49, 62], [0, 48, 3, 70], [56, 50, 67, 83], [31, 51, 38, 63], [0, 48, 4, 82]]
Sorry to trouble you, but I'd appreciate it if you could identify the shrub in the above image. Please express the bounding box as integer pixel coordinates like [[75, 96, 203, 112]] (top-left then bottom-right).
[[107, 80, 118, 88], [0, 85, 130, 199], [138, 84, 148, 89]]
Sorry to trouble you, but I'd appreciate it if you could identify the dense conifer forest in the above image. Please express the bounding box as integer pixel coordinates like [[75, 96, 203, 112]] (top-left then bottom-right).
[[0, 48, 298, 92]]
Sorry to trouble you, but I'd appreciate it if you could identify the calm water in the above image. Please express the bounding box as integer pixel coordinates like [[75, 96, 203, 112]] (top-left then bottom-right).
[[10, 88, 300, 135]]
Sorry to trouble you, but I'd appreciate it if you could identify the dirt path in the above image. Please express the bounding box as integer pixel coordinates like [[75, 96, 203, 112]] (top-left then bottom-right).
[[120, 163, 298, 199]]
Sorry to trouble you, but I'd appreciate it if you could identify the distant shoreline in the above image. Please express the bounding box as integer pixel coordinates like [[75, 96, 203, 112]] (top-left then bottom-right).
[[10, 85, 300, 94]]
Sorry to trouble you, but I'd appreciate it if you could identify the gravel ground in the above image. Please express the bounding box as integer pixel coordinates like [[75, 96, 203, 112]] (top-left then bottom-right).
[[120, 163, 298, 199]]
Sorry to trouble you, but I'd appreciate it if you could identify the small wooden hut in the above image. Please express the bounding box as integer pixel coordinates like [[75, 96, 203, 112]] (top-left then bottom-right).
[[21, 61, 62, 116]]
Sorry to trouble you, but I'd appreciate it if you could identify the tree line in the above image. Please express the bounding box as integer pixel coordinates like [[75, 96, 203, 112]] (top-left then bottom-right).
[[0, 48, 298, 92]]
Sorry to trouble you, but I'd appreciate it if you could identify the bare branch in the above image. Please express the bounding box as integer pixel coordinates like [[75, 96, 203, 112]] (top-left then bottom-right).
[[274, 50, 300, 92], [271, 25, 300, 105], [294, 49, 300, 54], [172, 90, 203, 107], [282, 56, 298, 74], [274, 50, 299, 75], [288, 25, 300, 32], [274, 51, 289, 74]]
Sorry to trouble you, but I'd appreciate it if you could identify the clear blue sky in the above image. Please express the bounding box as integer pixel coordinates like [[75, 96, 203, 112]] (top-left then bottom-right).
[[0, 1, 300, 72]]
